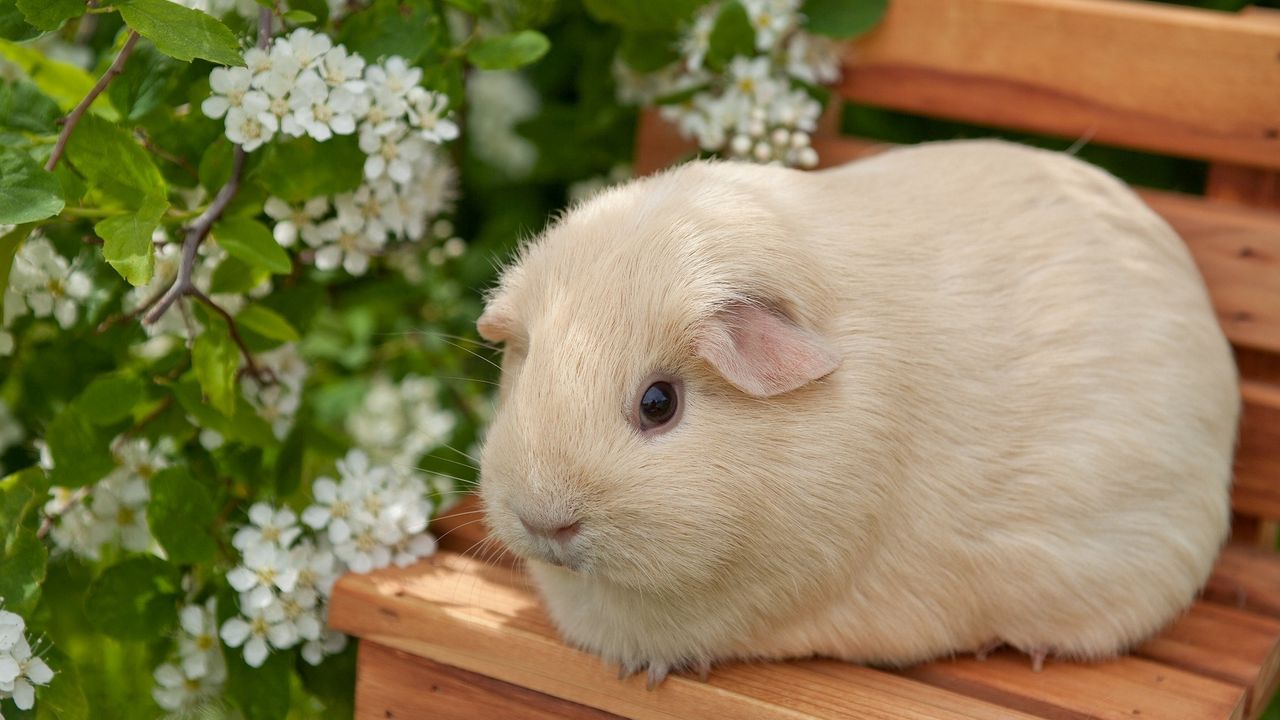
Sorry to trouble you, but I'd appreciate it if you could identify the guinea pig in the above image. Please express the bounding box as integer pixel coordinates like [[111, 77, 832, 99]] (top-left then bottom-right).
[[475, 139, 1238, 687]]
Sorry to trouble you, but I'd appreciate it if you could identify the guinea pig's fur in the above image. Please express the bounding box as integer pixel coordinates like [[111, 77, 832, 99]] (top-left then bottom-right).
[[476, 139, 1238, 681]]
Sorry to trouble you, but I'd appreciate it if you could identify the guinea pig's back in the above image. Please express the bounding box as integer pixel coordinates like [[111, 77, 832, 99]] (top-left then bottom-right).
[[800, 140, 1238, 659]]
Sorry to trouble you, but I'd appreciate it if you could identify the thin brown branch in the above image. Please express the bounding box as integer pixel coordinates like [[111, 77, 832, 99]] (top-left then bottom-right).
[[142, 147, 246, 325], [45, 31, 141, 172], [188, 287, 274, 385]]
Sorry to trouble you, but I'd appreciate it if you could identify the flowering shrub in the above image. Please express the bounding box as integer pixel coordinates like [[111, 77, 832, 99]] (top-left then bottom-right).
[[0, 0, 870, 715]]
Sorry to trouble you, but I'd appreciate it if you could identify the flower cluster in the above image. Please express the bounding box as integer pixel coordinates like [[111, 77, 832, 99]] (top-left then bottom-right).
[[151, 599, 226, 712], [0, 608, 53, 714], [44, 438, 171, 561], [345, 374, 456, 469], [3, 236, 92, 355], [467, 70, 540, 178], [203, 28, 460, 276], [219, 450, 436, 668], [615, 0, 839, 167], [243, 343, 308, 441]]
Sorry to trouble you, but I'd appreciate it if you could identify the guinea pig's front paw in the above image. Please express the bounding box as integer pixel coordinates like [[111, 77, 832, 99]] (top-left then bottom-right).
[[617, 658, 712, 690]]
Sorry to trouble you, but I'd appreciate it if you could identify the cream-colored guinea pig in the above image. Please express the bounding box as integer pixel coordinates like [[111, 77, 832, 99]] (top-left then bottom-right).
[[475, 139, 1238, 687]]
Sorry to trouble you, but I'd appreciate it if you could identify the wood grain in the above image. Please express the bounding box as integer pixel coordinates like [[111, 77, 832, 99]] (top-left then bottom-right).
[[1205, 544, 1280, 620], [838, 0, 1280, 168], [331, 552, 1052, 719], [356, 640, 623, 720]]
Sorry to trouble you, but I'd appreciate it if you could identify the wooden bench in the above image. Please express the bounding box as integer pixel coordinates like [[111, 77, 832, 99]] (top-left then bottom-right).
[[330, 0, 1280, 717]]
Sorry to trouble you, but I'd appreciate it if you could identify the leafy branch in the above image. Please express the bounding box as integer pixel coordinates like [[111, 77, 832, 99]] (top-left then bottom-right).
[[45, 30, 141, 172]]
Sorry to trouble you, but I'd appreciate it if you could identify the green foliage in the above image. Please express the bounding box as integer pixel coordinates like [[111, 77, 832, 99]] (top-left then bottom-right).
[[192, 317, 241, 416], [14, 0, 83, 32], [45, 407, 115, 489], [252, 136, 364, 202], [212, 217, 292, 274], [118, 0, 244, 66], [0, 528, 47, 615], [95, 199, 168, 286], [336, 0, 442, 64], [0, 80, 61, 133], [0, 150, 63, 225], [65, 114, 166, 208], [802, 0, 888, 39], [467, 30, 552, 70], [236, 304, 300, 343], [582, 0, 702, 31], [85, 556, 181, 640], [706, 1, 754, 70], [147, 466, 217, 564], [76, 374, 147, 425]]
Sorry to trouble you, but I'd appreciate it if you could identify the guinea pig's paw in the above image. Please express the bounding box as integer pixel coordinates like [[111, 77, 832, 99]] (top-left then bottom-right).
[[973, 639, 1003, 661], [616, 658, 713, 690]]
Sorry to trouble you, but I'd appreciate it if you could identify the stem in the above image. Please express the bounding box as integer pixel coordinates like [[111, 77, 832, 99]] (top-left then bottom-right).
[[45, 31, 141, 172], [188, 287, 274, 384], [142, 148, 246, 325]]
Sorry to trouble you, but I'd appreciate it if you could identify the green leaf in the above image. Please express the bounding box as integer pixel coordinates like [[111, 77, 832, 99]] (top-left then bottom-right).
[[467, 30, 551, 70], [209, 254, 269, 295], [0, 40, 116, 118], [65, 114, 167, 209], [147, 466, 217, 565], [172, 380, 276, 447], [212, 216, 291, 274], [0, 0, 39, 41], [0, 149, 64, 224], [15, 0, 84, 31], [236, 304, 300, 342], [251, 135, 363, 203], [619, 30, 680, 72], [0, 528, 46, 615], [33, 647, 89, 720], [107, 41, 180, 122], [85, 556, 180, 640], [193, 319, 241, 417], [0, 468, 47, 542], [282, 9, 316, 23], [94, 199, 167, 286], [75, 374, 147, 425], [0, 222, 30, 323], [582, 0, 702, 31], [225, 633, 293, 720], [45, 406, 115, 488], [118, 0, 245, 66], [0, 79, 61, 133], [706, 1, 755, 70], [336, 0, 442, 64], [802, 0, 887, 39]]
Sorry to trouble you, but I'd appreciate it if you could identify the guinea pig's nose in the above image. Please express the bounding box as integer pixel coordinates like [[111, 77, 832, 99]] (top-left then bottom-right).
[[519, 515, 581, 543]]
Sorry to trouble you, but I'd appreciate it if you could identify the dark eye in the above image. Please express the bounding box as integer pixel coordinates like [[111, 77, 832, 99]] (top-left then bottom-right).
[[638, 381, 679, 430]]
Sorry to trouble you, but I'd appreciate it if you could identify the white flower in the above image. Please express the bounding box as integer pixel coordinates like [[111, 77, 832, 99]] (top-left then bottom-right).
[[391, 532, 437, 567], [301, 451, 385, 544], [289, 73, 359, 142], [301, 629, 347, 666], [289, 539, 341, 602], [0, 612, 24, 652], [406, 87, 458, 144], [785, 32, 841, 85], [465, 72, 535, 176], [202, 66, 254, 119], [219, 602, 294, 668], [364, 56, 421, 99], [264, 196, 329, 248], [317, 45, 366, 93], [277, 588, 322, 643], [743, 0, 800, 51], [175, 599, 222, 680], [276, 28, 332, 70], [224, 105, 277, 152], [359, 124, 426, 184], [85, 475, 151, 553], [7, 237, 91, 329], [0, 329, 12, 356], [227, 543, 299, 610], [681, 6, 716, 72], [232, 502, 302, 553], [0, 634, 53, 711], [359, 87, 409, 136], [151, 658, 223, 712], [346, 374, 455, 467]]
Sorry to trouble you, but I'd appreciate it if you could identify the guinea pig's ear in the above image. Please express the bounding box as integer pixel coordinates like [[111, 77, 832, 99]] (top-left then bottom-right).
[[477, 294, 515, 343], [696, 301, 841, 398]]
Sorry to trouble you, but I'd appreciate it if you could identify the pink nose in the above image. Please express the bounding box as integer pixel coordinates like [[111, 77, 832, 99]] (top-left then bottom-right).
[[520, 516, 582, 542]]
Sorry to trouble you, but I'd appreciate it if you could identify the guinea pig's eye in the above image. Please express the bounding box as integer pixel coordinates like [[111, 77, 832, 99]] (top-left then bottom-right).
[[637, 380, 681, 432]]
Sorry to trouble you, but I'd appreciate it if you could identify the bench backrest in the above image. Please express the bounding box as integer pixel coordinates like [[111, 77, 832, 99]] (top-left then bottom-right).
[[633, 0, 1280, 546]]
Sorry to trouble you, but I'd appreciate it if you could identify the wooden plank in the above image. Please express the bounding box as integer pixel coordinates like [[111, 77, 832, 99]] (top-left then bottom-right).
[[1236, 382, 1280, 522], [838, 0, 1280, 168], [1205, 544, 1280, 620], [1206, 165, 1280, 209], [900, 650, 1246, 720], [330, 552, 1047, 720], [356, 640, 621, 720], [1138, 603, 1280, 719]]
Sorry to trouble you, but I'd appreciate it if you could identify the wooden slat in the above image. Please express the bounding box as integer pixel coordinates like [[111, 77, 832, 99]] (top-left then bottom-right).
[[1236, 382, 1280, 522], [330, 552, 1047, 720], [900, 650, 1246, 720], [838, 0, 1280, 168], [1138, 603, 1280, 719], [356, 640, 621, 720], [1206, 544, 1280, 619], [1207, 165, 1280, 209]]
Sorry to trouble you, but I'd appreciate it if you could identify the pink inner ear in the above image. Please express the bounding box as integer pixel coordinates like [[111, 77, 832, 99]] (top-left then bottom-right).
[[476, 306, 511, 343], [696, 302, 841, 398]]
